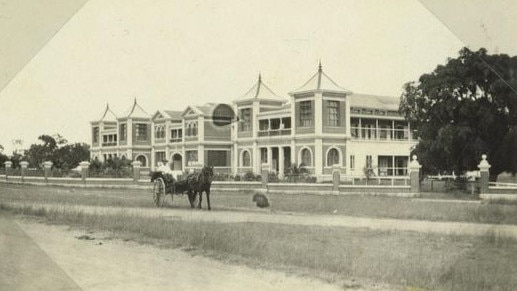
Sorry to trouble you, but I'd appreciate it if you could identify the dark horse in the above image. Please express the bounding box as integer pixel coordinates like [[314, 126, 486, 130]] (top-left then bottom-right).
[[186, 166, 214, 210]]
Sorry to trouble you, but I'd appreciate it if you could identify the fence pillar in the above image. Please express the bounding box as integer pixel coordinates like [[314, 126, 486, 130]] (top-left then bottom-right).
[[79, 161, 90, 183], [478, 154, 491, 194], [43, 161, 53, 183], [332, 164, 341, 193], [132, 161, 141, 182], [261, 163, 269, 189], [4, 161, 12, 181], [409, 155, 421, 194], [20, 161, 29, 183]]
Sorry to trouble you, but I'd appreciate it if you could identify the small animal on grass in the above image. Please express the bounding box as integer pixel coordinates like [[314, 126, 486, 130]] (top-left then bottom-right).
[[252, 192, 270, 208], [186, 166, 214, 210]]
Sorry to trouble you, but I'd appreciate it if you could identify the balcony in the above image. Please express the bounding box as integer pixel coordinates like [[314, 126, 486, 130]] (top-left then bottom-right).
[[102, 142, 117, 147], [258, 129, 291, 137], [169, 138, 182, 143], [351, 127, 418, 141]]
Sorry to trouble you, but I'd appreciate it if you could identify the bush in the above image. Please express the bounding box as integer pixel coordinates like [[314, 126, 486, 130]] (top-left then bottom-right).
[[233, 175, 241, 181]]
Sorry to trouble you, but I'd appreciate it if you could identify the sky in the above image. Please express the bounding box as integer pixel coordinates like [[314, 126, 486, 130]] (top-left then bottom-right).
[[0, 0, 515, 154]]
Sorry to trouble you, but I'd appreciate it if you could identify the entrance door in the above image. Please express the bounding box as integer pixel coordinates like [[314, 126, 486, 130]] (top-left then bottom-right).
[[172, 154, 183, 171]]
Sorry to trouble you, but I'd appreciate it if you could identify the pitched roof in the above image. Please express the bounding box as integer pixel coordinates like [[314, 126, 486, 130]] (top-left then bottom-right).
[[98, 104, 117, 122], [349, 93, 400, 111], [290, 63, 352, 95], [234, 74, 287, 103], [164, 110, 183, 120], [123, 99, 150, 119]]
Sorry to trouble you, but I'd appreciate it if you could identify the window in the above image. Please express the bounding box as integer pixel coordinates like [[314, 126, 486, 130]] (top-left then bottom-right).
[[327, 101, 340, 126], [240, 108, 252, 131], [155, 152, 166, 166], [119, 124, 126, 141], [261, 148, 268, 164], [186, 150, 198, 164], [207, 151, 228, 167], [192, 123, 197, 136], [155, 126, 165, 139], [299, 101, 312, 127], [171, 129, 182, 142], [242, 150, 251, 167], [93, 127, 99, 143], [327, 148, 339, 166], [301, 148, 312, 166], [136, 124, 148, 141], [350, 155, 355, 170], [366, 155, 373, 169]]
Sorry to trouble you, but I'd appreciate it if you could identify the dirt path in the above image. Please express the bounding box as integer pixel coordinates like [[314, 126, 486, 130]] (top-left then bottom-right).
[[6, 201, 517, 239], [11, 218, 343, 291]]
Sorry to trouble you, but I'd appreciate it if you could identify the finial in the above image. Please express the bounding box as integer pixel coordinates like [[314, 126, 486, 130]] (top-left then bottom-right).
[[318, 60, 322, 72], [134, 97, 137, 105], [106, 103, 109, 110], [258, 72, 262, 83]]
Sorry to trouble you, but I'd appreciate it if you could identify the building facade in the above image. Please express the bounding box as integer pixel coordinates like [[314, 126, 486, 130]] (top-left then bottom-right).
[[90, 65, 417, 180]]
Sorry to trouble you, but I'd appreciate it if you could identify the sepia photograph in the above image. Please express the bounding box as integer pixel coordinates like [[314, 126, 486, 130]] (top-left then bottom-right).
[[1, 0, 516, 290]]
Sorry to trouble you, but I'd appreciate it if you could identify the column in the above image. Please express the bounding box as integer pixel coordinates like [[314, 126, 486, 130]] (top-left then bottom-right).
[[408, 155, 421, 194], [267, 146, 272, 171], [43, 161, 53, 183], [315, 139, 323, 179], [253, 142, 259, 174], [20, 161, 28, 183], [80, 161, 90, 183], [132, 161, 141, 182], [261, 163, 269, 189], [5, 161, 12, 181], [478, 154, 491, 194], [332, 164, 341, 192], [278, 146, 284, 179], [232, 143, 238, 175]]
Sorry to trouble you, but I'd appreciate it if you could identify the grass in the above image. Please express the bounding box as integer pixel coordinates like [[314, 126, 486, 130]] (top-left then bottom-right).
[[2, 183, 517, 225], [2, 203, 517, 291]]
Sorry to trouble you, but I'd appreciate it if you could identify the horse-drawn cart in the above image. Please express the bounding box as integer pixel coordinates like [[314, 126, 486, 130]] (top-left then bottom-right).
[[149, 172, 198, 207], [149, 166, 214, 209]]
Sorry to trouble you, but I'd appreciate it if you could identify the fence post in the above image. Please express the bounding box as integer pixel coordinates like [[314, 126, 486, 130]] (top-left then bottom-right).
[[4, 161, 12, 181], [332, 164, 341, 193], [478, 154, 491, 194], [20, 161, 28, 183], [79, 161, 90, 184], [132, 161, 141, 183], [409, 155, 421, 194], [261, 163, 269, 190], [43, 161, 53, 183]]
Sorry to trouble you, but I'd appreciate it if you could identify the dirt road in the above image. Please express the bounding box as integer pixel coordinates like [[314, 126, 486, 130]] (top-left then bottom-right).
[[5, 201, 517, 239], [2, 213, 343, 291]]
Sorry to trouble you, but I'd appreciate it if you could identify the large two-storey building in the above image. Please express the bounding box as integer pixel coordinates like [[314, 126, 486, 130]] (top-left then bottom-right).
[[90, 65, 417, 180]]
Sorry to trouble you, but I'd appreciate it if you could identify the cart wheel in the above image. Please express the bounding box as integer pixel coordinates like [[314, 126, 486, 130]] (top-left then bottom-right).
[[153, 178, 166, 207]]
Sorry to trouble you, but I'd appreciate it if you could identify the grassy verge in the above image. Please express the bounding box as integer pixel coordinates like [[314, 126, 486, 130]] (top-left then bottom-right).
[[2, 184, 517, 224], [2, 203, 516, 291]]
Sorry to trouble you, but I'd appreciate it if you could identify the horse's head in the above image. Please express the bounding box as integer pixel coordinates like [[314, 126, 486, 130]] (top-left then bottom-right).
[[201, 166, 214, 183]]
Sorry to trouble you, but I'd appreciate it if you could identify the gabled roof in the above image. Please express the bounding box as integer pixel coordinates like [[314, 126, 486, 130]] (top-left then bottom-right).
[[234, 74, 287, 104], [152, 110, 183, 121], [122, 98, 150, 119], [349, 93, 400, 111], [181, 105, 204, 117], [290, 63, 352, 95], [97, 104, 117, 122], [164, 110, 183, 120]]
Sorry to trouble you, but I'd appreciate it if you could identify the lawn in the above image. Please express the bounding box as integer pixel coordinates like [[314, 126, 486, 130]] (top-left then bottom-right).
[[2, 183, 517, 225]]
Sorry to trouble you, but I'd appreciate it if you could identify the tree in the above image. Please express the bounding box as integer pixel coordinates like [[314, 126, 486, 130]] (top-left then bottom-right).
[[25, 134, 90, 170], [25, 135, 59, 168], [0, 144, 8, 167], [400, 47, 517, 180]]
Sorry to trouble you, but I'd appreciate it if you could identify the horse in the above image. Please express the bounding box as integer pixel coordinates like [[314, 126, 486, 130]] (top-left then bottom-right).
[[185, 166, 214, 210]]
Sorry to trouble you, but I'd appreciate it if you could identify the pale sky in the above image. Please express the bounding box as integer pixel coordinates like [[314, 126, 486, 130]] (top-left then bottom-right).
[[0, 0, 515, 154]]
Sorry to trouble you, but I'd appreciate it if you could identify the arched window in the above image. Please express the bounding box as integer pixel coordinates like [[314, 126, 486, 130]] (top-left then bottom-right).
[[136, 155, 147, 167], [242, 150, 251, 167], [301, 148, 312, 167], [186, 124, 192, 136], [192, 123, 198, 136], [327, 148, 340, 166]]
